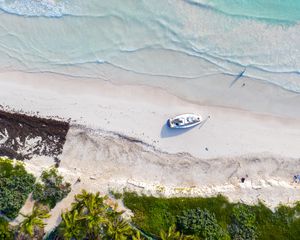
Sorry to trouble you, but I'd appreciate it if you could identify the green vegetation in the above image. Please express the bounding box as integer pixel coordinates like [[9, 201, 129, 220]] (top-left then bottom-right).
[[2, 155, 300, 240], [123, 192, 300, 240], [228, 204, 257, 240], [47, 190, 194, 240], [123, 192, 231, 237], [57, 190, 134, 240], [109, 189, 123, 200], [32, 167, 71, 209], [0, 158, 36, 219], [0, 158, 71, 239], [0, 217, 13, 240], [159, 224, 196, 240], [177, 208, 229, 240], [0, 204, 50, 240], [17, 203, 50, 239]]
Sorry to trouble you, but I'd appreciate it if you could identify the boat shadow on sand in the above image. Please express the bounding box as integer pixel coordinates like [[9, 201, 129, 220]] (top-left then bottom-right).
[[160, 121, 198, 138]]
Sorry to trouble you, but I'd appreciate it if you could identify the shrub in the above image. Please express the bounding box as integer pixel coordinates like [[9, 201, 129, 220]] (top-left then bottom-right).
[[109, 190, 123, 199], [32, 167, 71, 209], [0, 158, 36, 219], [228, 204, 257, 240], [177, 208, 229, 240], [0, 217, 13, 240]]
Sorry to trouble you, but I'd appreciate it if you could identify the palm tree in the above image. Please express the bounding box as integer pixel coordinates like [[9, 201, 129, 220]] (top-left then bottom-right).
[[106, 216, 133, 240], [59, 210, 83, 240], [179, 234, 199, 240], [160, 225, 198, 240], [69, 190, 109, 239], [160, 225, 181, 240], [18, 204, 50, 239], [64, 190, 134, 240], [71, 189, 90, 211], [0, 217, 13, 240], [72, 190, 107, 213], [80, 191, 108, 238], [81, 207, 108, 239], [132, 230, 145, 240]]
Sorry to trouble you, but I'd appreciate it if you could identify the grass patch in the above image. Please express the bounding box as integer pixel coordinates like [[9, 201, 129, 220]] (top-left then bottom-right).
[[109, 189, 123, 199], [123, 192, 231, 237], [123, 192, 300, 240], [0, 158, 36, 219]]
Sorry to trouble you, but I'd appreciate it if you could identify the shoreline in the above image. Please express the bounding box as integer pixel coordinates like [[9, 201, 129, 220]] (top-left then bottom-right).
[[1, 70, 300, 159], [1, 68, 300, 120]]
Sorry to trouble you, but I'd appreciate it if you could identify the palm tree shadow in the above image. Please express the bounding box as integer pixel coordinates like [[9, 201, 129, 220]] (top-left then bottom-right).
[[160, 121, 197, 138], [229, 68, 246, 88]]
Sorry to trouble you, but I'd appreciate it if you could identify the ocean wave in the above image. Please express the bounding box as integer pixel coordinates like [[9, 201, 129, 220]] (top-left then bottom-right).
[[14, 50, 300, 94], [0, 0, 67, 17], [0, 0, 299, 95]]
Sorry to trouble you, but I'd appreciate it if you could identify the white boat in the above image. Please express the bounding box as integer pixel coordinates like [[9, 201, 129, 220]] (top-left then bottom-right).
[[168, 113, 202, 129]]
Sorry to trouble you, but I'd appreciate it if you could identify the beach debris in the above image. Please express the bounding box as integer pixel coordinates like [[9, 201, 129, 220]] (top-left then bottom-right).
[[155, 185, 166, 194], [241, 174, 249, 183], [54, 157, 60, 167], [127, 179, 146, 189], [0, 110, 69, 160], [76, 177, 81, 183], [0, 128, 9, 144], [293, 175, 300, 183]]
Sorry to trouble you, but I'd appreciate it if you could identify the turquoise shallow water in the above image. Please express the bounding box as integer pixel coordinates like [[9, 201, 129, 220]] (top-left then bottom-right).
[[0, 0, 299, 93], [188, 0, 300, 24]]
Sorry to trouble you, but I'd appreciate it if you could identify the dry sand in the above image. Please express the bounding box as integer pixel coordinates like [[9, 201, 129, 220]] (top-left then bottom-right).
[[24, 125, 300, 232], [0, 69, 300, 231]]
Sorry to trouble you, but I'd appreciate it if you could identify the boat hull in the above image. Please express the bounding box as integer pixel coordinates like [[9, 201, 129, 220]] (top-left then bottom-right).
[[168, 113, 202, 129]]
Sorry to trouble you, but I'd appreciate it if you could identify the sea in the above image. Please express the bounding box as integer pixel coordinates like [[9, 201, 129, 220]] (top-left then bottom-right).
[[0, 0, 299, 93]]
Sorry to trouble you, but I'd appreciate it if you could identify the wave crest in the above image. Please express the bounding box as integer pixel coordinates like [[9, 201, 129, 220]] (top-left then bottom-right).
[[0, 0, 67, 17]]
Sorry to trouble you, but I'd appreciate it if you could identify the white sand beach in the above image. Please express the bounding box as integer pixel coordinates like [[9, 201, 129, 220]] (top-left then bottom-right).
[[1, 69, 300, 230], [1, 70, 300, 157]]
